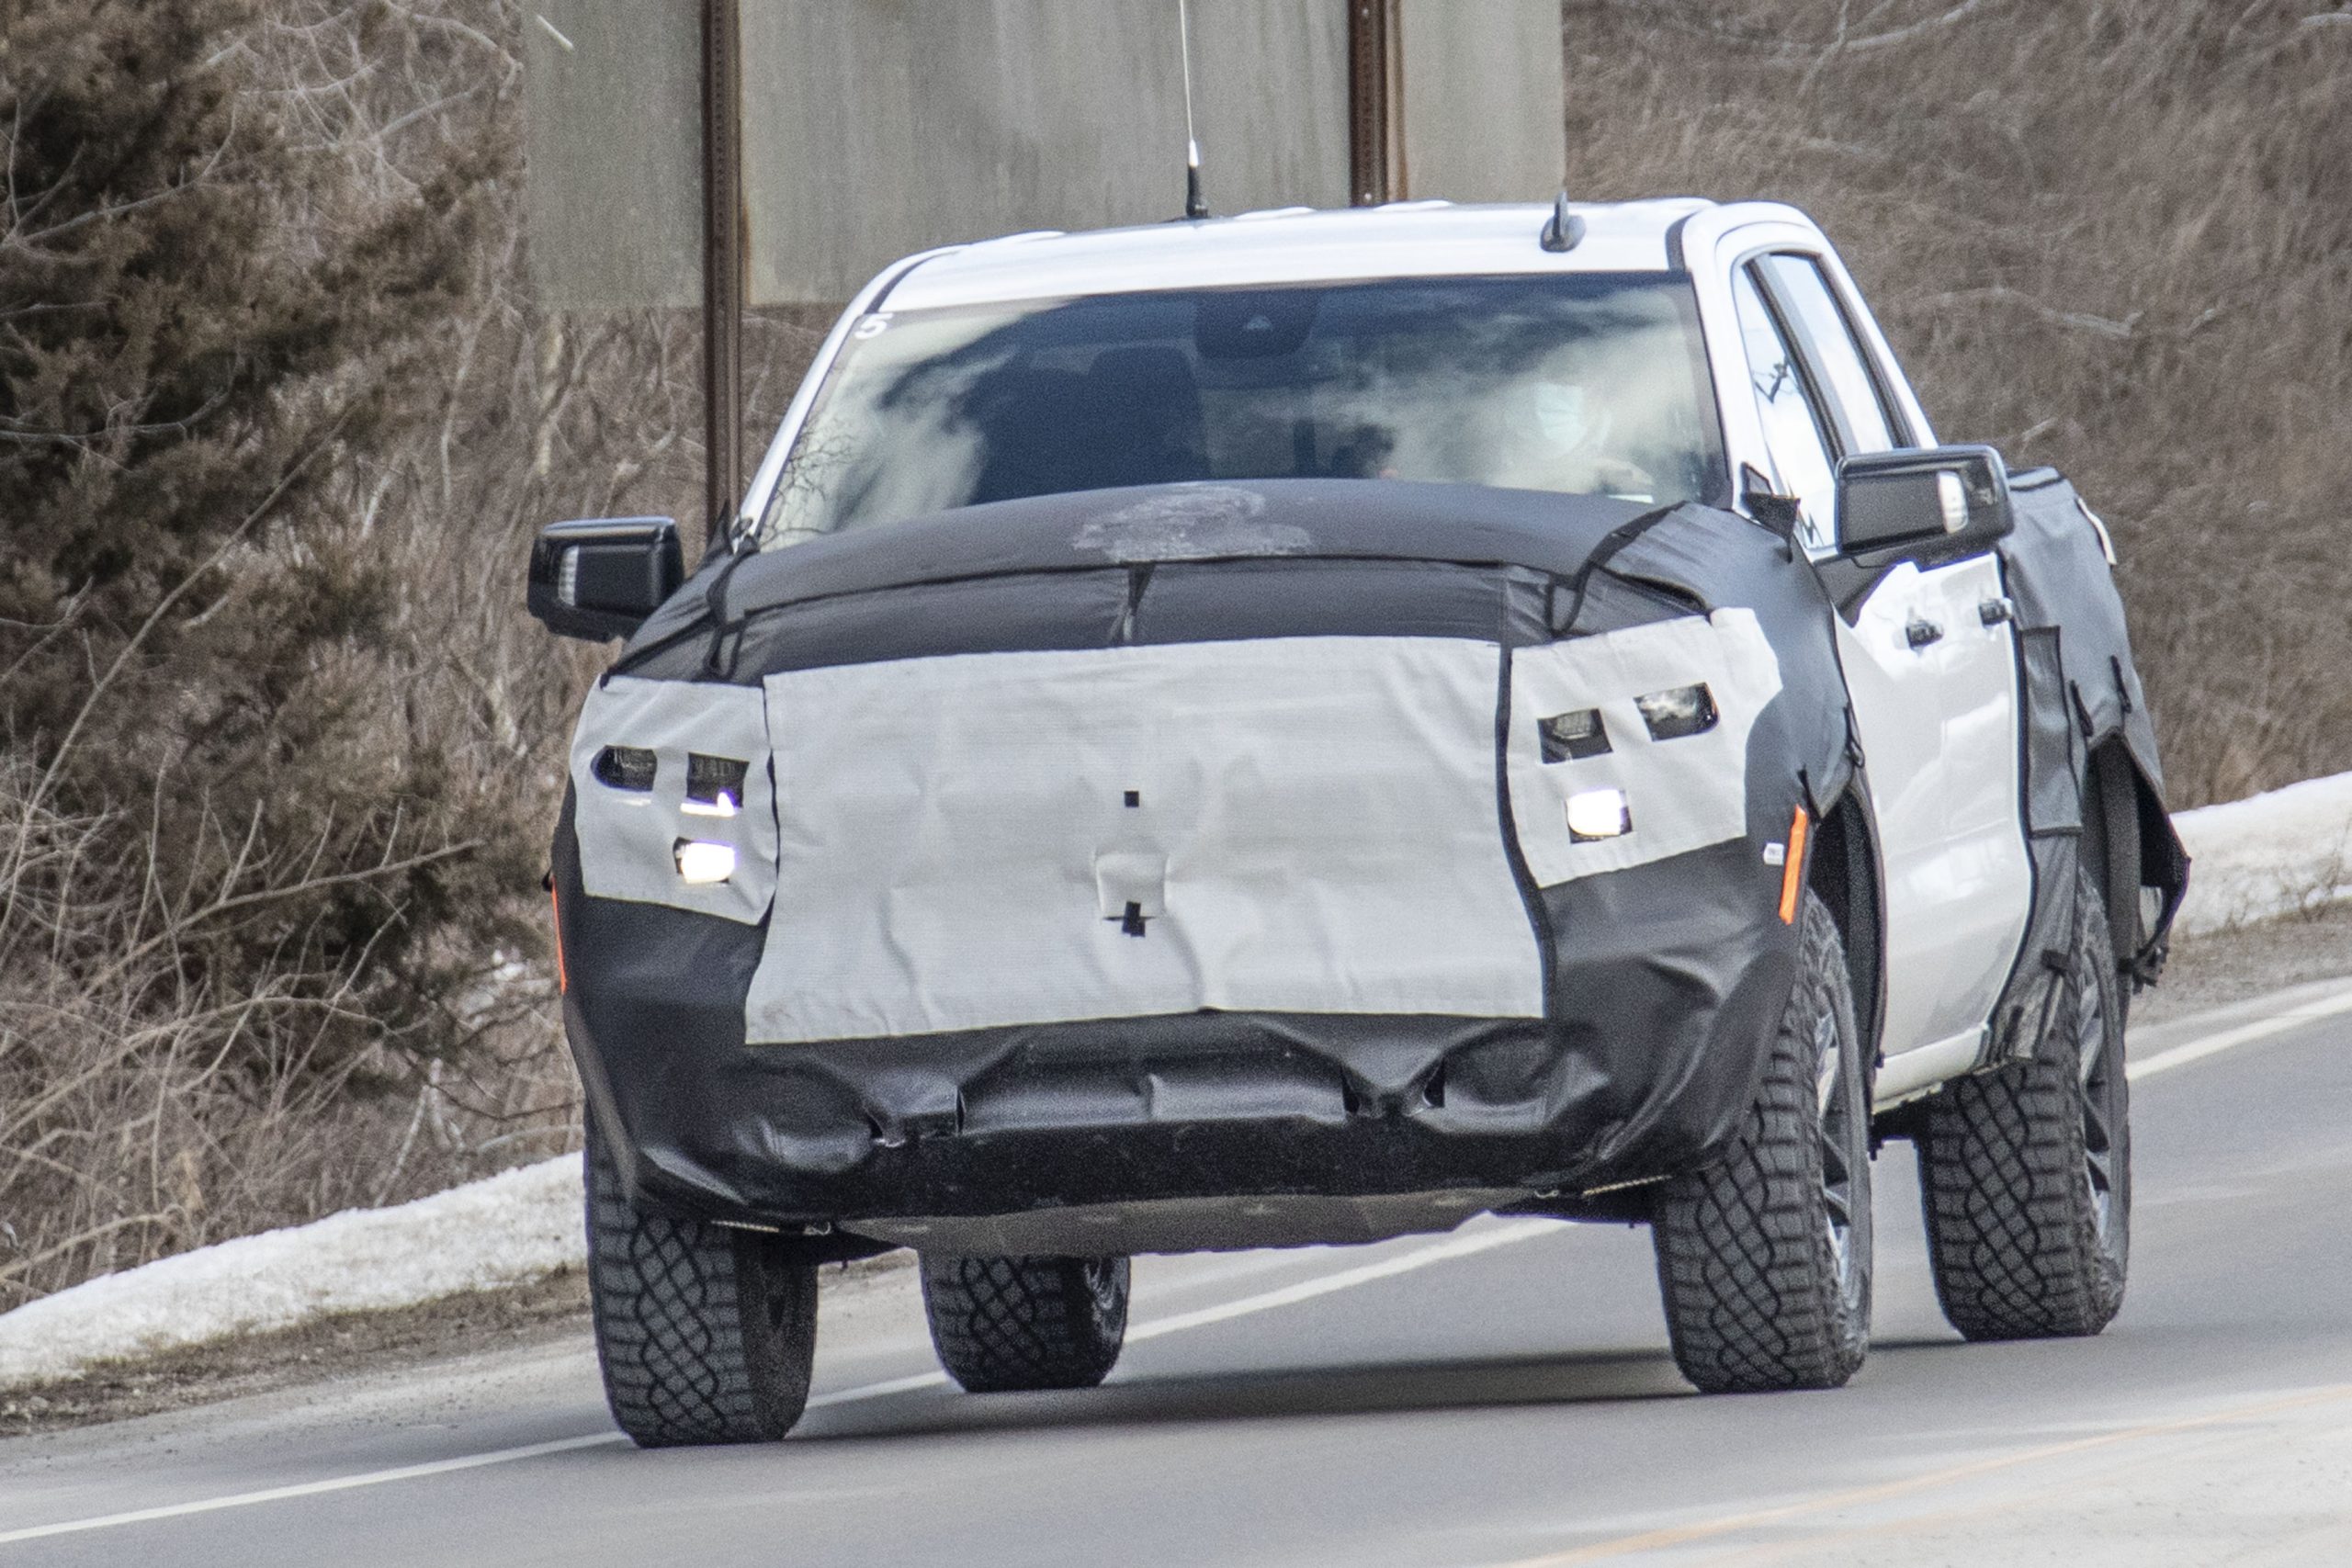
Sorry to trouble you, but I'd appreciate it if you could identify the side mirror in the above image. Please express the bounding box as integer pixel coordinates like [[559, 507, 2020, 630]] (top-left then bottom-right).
[[526, 518, 684, 642], [1837, 446, 2012, 558]]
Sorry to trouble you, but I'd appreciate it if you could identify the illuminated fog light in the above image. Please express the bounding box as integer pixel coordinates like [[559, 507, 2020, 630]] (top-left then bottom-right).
[[1539, 708, 1611, 763], [673, 839, 737, 885], [1635, 684, 1718, 741], [1566, 787, 1632, 842], [683, 753, 749, 818]]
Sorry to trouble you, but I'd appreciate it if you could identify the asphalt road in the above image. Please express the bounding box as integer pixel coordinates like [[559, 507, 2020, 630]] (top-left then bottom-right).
[[5, 978, 2350, 1566]]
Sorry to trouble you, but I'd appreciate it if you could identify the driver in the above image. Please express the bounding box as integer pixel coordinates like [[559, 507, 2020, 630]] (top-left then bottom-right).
[[1495, 376, 1661, 502]]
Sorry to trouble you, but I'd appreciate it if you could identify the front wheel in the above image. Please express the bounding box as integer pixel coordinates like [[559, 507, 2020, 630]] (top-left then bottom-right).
[[584, 1120, 820, 1446], [1918, 865, 2130, 1339], [921, 1254, 1130, 1393], [1652, 890, 1873, 1392]]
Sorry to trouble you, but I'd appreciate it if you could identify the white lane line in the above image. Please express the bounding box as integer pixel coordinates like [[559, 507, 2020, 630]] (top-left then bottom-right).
[[2129, 983, 2352, 1082], [0, 1434, 622, 1548], [1125, 1217, 1557, 1344], [812, 1217, 1558, 1408], [807, 1370, 946, 1408], [0, 1219, 1559, 1545]]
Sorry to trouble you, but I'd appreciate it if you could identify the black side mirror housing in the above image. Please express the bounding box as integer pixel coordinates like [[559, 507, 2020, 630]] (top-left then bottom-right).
[[1836, 445, 2012, 559], [526, 517, 685, 642]]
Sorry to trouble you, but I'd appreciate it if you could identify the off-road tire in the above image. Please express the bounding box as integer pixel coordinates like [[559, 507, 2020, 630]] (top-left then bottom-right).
[[585, 1121, 819, 1445], [1653, 892, 1873, 1392], [920, 1254, 1130, 1393], [1919, 865, 2130, 1340]]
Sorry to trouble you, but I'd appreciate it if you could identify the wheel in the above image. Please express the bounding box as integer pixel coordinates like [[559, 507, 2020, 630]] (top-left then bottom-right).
[[1652, 890, 1873, 1392], [584, 1119, 819, 1445], [920, 1254, 1130, 1393], [1918, 864, 2130, 1340]]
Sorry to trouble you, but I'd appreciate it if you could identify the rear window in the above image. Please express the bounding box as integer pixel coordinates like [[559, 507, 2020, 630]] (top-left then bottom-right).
[[756, 275, 1727, 547]]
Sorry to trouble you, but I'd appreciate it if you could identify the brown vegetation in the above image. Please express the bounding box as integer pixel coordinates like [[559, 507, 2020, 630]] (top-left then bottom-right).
[[1, 0, 2344, 1308], [1566, 0, 2352, 806], [0, 0, 822, 1305]]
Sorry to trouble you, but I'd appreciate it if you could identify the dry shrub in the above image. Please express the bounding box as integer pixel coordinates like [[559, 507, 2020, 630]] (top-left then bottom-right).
[[0, 1, 821, 1303], [0, 752, 572, 1306], [1566, 0, 2352, 805]]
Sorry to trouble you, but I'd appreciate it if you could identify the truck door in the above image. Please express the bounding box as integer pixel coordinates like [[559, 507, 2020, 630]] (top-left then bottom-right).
[[1728, 256, 2032, 1060]]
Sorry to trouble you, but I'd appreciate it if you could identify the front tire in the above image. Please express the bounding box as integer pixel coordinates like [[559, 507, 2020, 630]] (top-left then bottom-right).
[[1652, 891, 1873, 1392], [584, 1120, 819, 1446], [921, 1255, 1130, 1393], [1918, 865, 2130, 1340]]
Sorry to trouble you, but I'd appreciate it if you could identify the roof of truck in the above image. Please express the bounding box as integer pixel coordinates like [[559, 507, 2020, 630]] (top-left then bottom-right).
[[881, 198, 1722, 312]]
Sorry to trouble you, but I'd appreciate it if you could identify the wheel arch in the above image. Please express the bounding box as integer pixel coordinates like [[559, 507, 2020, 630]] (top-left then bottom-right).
[[2081, 737, 2188, 978], [1806, 787, 1886, 1073]]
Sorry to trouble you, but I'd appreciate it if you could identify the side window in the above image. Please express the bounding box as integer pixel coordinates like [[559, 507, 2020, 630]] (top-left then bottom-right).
[[1731, 267, 1838, 554], [1758, 254, 1902, 454]]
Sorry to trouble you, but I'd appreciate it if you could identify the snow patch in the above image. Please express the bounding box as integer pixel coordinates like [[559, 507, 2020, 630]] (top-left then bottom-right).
[[0, 1156, 582, 1393], [2172, 771, 2352, 936]]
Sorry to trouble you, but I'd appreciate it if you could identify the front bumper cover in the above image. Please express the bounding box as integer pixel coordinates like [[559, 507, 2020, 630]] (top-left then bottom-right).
[[556, 818, 1798, 1249]]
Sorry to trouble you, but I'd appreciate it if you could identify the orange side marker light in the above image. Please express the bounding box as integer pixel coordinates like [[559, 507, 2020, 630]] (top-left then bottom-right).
[[1778, 806, 1811, 925], [549, 883, 569, 994]]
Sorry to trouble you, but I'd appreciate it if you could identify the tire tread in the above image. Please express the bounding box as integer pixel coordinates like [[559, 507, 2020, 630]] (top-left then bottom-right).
[[1652, 894, 1871, 1393], [1918, 867, 2129, 1341], [585, 1127, 817, 1445], [921, 1255, 1128, 1393]]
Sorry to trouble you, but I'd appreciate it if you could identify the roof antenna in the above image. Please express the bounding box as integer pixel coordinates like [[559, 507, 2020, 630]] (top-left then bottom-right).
[[1540, 188, 1585, 253], [1177, 0, 1209, 220]]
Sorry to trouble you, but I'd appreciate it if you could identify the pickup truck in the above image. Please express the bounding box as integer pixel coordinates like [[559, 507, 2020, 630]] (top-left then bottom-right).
[[529, 197, 2188, 1445]]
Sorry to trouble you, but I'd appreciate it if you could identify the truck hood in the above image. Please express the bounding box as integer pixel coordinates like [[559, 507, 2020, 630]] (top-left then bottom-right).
[[620, 480, 1690, 664]]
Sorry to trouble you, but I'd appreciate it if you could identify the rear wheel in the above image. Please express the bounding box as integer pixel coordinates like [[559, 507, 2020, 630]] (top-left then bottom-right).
[[584, 1120, 819, 1445], [1652, 891, 1873, 1392], [1918, 865, 2130, 1339], [921, 1254, 1130, 1393]]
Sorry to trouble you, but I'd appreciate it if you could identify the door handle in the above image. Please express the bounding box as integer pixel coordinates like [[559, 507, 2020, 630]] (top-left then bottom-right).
[[1905, 618, 1944, 650], [1979, 597, 2017, 627]]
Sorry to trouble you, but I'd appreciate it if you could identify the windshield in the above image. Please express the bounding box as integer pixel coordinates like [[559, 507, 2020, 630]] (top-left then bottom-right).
[[755, 275, 1726, 548]]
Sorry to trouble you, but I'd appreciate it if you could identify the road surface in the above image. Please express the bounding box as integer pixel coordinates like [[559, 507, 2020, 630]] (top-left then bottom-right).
[[4, 978, 2349, 1565]]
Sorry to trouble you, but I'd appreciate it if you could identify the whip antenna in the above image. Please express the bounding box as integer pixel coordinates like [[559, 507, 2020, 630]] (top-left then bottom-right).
[[1177, 0, 1209, 219]]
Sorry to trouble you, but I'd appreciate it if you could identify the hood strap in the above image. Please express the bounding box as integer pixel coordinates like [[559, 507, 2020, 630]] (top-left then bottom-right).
[[1550, 503, 1682, 636]]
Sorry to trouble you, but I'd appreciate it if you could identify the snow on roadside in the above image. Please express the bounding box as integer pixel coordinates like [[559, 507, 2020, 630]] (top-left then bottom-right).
[[3, 771, 2348, 1393], [2172, 771, 2352, 936], [0, 1156, 582, 1393]]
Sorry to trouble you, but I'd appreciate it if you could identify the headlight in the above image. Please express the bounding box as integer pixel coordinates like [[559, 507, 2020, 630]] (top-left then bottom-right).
[[1635, 684, 1718, 741], [1566, 787, 1632, 841], [673, 839, 738, 885], [683, 753, 749, 818], [591, 745, 657, 793], [1539, 708, 1611, 762]]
